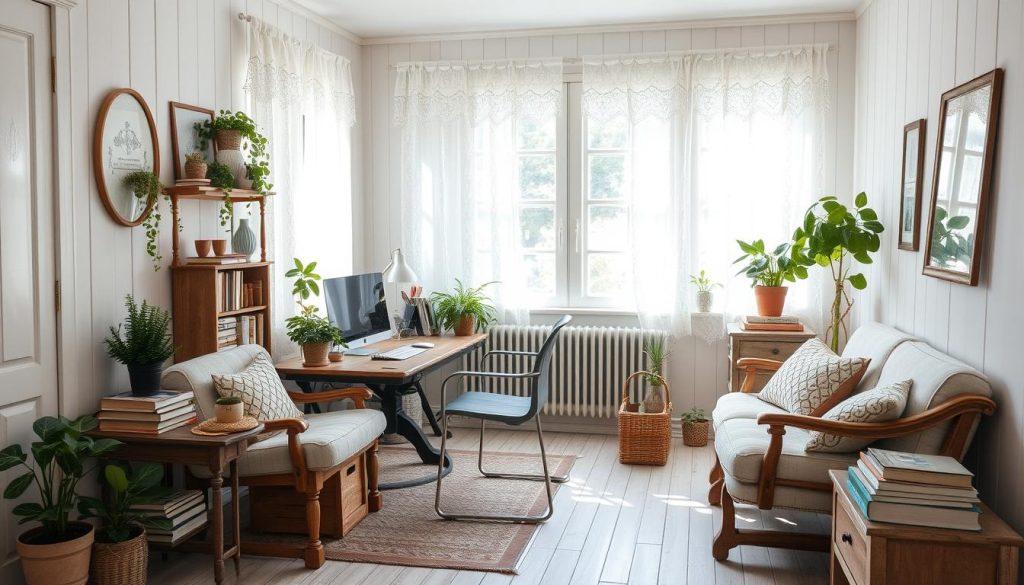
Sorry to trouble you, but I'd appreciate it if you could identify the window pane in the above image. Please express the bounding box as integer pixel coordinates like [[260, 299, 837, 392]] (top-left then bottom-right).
[[524, 253, 556, 297], [587, 205, 628, 251], [587, 253, 629, 298], [519, 206, 556, 250], [956, 154, 983, 204], [519, 154, 556, 200], [588, 115, 628, 150], [588, 154, 626, 200], [518, 117, 556, 150]]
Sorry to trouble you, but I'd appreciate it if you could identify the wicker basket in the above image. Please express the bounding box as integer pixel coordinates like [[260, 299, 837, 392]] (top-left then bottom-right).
[[682, 420, 710, 447], [91, 528, 148, 585], [618, 371, 673, 466]]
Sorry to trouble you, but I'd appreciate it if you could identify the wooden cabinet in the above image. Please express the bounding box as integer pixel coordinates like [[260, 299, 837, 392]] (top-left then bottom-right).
[[727, 323, 816, 391], [830, 470, 1023, 585]]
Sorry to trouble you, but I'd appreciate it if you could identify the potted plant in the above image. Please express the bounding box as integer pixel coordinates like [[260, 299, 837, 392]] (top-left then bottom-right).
[[183, 151, 208, 180], [792, 193, 884, 351], [642, 337, 669, 413], [733, 239, 808, 317], [430, 280, 498, 336], [0, 415, 122, 585], [285, 258, 346, 366], [78, 464, 172, 585], [122, 171, 167, 271], [104, 295, 176, 396], [689, 270, 721, 313], [195, 110, 272, 194], [214, 396, 244, 423], [680, 407, 709, 447]]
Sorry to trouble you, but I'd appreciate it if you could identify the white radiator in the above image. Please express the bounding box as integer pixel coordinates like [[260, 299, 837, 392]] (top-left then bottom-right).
[[462, 325, 667, 418]]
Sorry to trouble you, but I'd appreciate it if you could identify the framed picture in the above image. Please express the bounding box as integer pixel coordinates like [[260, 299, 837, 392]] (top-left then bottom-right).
[[169, 101, 215, 180], [92, 88, 160, 227], [923, 68, 1003, 286], [898, 119, 926, 251]]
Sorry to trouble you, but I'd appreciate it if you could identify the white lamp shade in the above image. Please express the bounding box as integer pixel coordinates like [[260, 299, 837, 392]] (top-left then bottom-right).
[[383, 248, 418, 283]]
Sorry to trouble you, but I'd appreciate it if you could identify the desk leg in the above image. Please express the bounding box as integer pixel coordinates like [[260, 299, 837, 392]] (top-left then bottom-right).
[[211, 470, 225, 584], [231, 460, 241, 576]]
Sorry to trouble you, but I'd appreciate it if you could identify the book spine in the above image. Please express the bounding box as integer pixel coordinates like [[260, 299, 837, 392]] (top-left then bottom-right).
[[846, 468, 873, 518]]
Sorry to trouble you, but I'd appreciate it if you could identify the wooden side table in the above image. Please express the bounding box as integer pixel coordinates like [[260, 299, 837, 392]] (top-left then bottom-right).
[[89, 424, 264, 585], [727, 322, 816, 391], [829, 470, 1023, 585]]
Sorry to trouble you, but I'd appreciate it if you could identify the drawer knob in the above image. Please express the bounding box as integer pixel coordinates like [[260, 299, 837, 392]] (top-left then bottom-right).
[[841, 532, 853, 545], [771, 348, 780, 355]]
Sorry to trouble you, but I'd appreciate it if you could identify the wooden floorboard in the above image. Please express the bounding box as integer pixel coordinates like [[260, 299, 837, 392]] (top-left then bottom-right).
[[147, 430, 830, 584]]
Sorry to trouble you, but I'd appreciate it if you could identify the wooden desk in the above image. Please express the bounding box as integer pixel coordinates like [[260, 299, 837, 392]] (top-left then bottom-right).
[[89, 424, 264, 585], [276, 334, 487, 489], [829, 470, 1023, 585]]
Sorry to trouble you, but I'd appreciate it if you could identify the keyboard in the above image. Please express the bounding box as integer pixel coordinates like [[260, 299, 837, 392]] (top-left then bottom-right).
[[370, 346, 428, 361]]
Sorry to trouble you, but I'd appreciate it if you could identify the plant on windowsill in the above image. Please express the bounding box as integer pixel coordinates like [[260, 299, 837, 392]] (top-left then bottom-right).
[[792, 193, 884, 352], [123, 171, 168, 271], [104, 295, 176, 397], [77, 463, 172, 585], [641, 337, 669, 414], [0, 415, 122, 585], [679, 407, 709, 447], [285, 258, 346, 366], [195, 110, 272, 194], [430, 279, 498, 336], [733, 238, 809, 317], [689, 270, 722, 313]]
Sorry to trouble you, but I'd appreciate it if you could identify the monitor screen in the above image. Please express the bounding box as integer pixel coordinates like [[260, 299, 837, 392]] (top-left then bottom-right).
[[323, 272, 392, 346]]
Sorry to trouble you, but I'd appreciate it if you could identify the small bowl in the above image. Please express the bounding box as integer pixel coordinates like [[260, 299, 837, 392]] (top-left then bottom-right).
[[212, 239, 228, 256], [194, 239, 212, 257], [328, 351, 345, 363]]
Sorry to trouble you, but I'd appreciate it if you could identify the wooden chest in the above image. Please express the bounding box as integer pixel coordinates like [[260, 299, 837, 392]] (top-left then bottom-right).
[[727, 323, 816, 392]]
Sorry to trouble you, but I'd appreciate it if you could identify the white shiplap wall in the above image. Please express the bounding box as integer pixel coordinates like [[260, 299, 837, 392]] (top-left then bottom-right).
[[60, 0, 362, 416], [358, 20, 857, 416], [853, 0, 1024, 540]]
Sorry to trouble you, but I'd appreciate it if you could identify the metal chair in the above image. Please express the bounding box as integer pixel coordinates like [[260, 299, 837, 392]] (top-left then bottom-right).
[[434, 315, 572, 523]]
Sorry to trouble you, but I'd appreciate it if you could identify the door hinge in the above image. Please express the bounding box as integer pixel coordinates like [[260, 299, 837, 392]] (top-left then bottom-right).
[[54, 280, 60, 313], [50, 56, 56, 94]]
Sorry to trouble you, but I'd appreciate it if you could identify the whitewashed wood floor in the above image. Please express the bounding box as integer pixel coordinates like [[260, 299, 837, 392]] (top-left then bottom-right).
[[148, 430, 830, 585]]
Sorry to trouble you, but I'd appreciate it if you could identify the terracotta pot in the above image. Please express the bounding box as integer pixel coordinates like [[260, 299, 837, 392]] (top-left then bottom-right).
[[91, 527, 147, 585], [17, 522, 94, 585], [453, 314, 476, 336], [215, 129, 242, 151], [681, 420, 710, 447], [215, 401, 244, 423], [302, 342, 331, 367], [211, 239, 228, 256], [328, 351, 345, 363], [753, 286, 788, 317], [194, 239, 212, 257], [184, 159, 208, 180]]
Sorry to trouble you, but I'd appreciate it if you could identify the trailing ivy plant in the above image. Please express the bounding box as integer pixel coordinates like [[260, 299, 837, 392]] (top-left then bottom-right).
[[792, 193, 884, 352], [195, 110, 272, 194], [123, 171, 167, 271]]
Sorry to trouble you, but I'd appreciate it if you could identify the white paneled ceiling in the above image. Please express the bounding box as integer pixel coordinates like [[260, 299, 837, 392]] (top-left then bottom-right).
[[293, 0, 861, 39]]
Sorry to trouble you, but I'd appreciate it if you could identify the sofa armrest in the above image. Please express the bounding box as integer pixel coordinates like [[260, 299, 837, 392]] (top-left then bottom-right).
[[262, 417, 310, 486], [287, 387, 373, 408], [735, 358, 785, 392]]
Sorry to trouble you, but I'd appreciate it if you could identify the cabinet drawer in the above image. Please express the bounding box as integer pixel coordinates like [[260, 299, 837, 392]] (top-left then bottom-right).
[[738, 340, 802, 361], [834, 496, 869, 585]]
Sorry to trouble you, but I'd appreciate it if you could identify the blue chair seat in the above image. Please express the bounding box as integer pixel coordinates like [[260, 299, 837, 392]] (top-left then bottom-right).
[[443, 391, 533, 424]]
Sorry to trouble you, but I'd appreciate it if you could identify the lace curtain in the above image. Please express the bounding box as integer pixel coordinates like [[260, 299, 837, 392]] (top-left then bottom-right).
[[244, 18, 357, 356], [394, 59, 563, 324], [583, 45, 830, 341]]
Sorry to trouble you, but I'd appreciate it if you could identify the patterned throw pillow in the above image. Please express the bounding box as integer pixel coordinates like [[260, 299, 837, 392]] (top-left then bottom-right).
[[212, 353, 303, 422], [757, 338, 869, 416], [806, 380, 912, 453]]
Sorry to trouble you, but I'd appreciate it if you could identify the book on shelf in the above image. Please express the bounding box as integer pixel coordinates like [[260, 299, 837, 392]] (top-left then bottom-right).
[[744, 315, 801, 324], [96, 403, 195, 423], [740, 317, 804, 332], [100, 390, 194, 413], [855, 459, 979, 500], [131, 489, 203, 516], [847, 466, 981, 531], [97, 411, 197, 434], [864, 448, 974, 488], [185, 256, 248, 265], [145, 503, 209, 545], [215, 314, 264, 351]]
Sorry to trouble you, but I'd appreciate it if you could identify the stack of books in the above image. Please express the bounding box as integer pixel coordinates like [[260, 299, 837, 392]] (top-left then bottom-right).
[[133, 490, 208, 545], [97, 390, 197, 434], [847, 447, 981, 531], [185, 253, 248, 266], [217, 314, 264, 351], [740, 315, 804, 331]]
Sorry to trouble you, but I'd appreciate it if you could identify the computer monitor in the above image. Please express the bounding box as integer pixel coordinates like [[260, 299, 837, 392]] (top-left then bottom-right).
[[323, 272, 393, 354]]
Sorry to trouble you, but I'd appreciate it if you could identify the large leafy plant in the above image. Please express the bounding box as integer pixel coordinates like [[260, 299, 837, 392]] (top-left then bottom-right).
[[430, 279, 498, 333], [78, 463, 173, 543], [733, 239, 809, 287], [284, 258, 345, 346], [0, 416, 121, 542], [792, 193, 884, 351], [104, 295, 176, 366], [195, 110, 272, 194]]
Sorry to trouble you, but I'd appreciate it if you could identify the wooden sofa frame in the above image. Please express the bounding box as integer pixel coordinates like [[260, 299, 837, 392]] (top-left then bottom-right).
[[709, 357, 997, 561], [187, 387, 381, 569]]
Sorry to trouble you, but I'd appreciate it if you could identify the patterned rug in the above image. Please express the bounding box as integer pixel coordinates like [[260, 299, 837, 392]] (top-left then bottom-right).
[[322, 446, 575, 573]]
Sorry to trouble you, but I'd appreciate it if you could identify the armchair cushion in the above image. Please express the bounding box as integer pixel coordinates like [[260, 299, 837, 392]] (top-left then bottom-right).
[[212, 353, 304, 424], [805, 379, 911, 453], [757, 338, 869, 416], [712, 392, 787, 431]]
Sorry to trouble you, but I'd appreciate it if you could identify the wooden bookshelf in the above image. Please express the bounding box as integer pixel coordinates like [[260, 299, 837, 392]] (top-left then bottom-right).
[[165, 186, 268, 267]]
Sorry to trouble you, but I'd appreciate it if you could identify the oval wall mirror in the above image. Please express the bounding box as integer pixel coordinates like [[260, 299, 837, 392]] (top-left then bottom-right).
[[93, 88, 160, 227]]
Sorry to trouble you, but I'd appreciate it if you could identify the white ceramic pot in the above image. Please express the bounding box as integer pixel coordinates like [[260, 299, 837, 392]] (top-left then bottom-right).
[[215, 401, 244, 423], [215, 148, 247, 189], [696, 290, 713, 313]]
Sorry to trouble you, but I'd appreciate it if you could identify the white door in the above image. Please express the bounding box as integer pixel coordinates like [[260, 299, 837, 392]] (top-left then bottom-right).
[[0, 0, 57, 580]]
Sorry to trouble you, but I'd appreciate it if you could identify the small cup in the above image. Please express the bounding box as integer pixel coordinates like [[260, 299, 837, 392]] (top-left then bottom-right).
[[215, 401, 244, 423], [212, 239, 228, 256], [194, 239, 212, 257]]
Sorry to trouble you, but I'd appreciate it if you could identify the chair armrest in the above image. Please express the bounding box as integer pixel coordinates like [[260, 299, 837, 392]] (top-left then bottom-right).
[[261, 417, 310, 487], [478, 350, 538, 370], [735, 358, 785, 392], [287, 387, 373, 408], [439, 370, 540, 407]]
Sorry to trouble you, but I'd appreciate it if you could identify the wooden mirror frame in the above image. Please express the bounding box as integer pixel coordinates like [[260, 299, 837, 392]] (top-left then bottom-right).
[[93, 88, 160, 227], [923, 69, 1003, 286], [898, 119, 926, 251]]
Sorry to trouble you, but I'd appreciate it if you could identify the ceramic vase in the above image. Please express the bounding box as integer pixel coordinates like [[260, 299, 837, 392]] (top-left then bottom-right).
[[215, 148, 247, 189], [696, 290, 713, 313], [232, 219, 258, 260]]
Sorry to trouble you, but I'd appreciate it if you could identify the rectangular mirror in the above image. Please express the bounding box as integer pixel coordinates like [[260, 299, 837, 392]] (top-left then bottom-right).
[[924, 69, 1003, 285], [899, 119, 925, 251]]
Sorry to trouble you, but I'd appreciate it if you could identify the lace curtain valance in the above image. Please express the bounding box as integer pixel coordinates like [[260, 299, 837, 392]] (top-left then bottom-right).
[[393, 59, 564, 126], [582, 44, 830, 122]]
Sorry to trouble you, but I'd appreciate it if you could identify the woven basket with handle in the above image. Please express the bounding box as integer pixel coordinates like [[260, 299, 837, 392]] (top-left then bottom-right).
[[618, 371, 673, 466]]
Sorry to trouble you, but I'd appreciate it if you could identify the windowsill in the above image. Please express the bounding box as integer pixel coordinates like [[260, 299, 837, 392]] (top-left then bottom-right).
[[529, 307, 639, 317]]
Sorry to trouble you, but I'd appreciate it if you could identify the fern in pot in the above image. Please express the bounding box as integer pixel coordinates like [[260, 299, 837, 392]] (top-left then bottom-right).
[[430, 279, 498, 336], [104, 295, 175, 396], [285, 258, 346, 366]]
